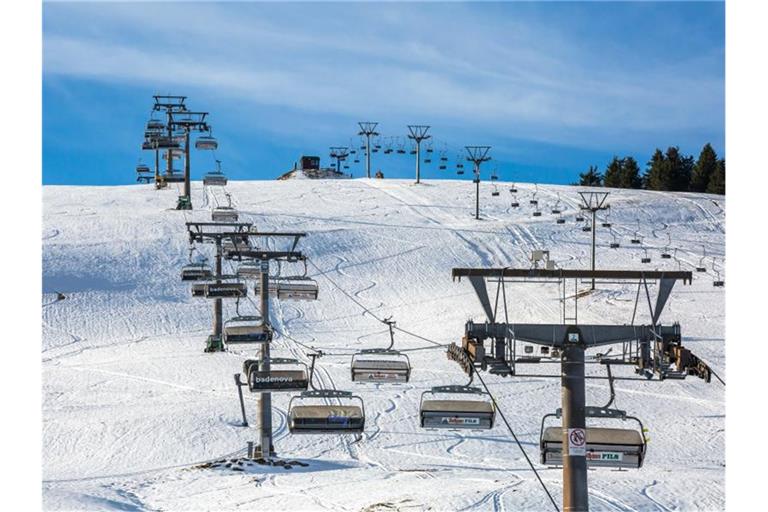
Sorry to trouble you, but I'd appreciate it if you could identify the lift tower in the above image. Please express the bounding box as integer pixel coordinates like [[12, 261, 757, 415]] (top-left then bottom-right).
[[577, 191, 610, 290], [225, 231, 309, 458], [186, 221, 253, 352], [465, 146, 492, 220], [329, 146, 350, 174], [169, 111, 209, 210], [151, 95, 187, 189], [407, 125, 431, 184], [357, 122, 379, 179], [451, 266, 713, 512]]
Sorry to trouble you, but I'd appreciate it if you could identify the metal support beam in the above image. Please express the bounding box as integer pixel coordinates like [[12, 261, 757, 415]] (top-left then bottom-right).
[[213, 238, 223, 348], [561, 327, 588, 512], [234, 373, 248, 427], [358, 122, 379, 179], [452, 268, 693, 283], [257, 259, 274, 457], [469, 275, 495, 322], [465, 146, 491, 220], [407, 125, 431, 184]]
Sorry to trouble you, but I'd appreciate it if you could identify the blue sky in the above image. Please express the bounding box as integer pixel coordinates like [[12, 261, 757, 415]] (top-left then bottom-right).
[[42, 1, 724, 186]]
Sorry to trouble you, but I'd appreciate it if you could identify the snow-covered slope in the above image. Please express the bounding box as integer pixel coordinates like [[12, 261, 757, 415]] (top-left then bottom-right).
[[42, 179, 725, 511]]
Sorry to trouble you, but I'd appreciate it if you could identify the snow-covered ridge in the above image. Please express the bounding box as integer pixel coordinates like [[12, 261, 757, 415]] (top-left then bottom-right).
[[42, 179, 725, 511]]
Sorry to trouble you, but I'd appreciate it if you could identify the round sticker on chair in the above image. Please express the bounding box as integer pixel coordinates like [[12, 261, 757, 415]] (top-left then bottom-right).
[[568, 428, 586, 456]]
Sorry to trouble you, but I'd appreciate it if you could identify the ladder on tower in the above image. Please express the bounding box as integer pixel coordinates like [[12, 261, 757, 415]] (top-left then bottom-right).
[[561, 278, 578, 324]]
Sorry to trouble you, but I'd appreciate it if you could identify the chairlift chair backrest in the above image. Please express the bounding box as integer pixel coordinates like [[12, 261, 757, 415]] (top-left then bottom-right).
[[195, 135, 218, 151], [245, 358, 309, 392], [147, 119, 165, 131], [212, 207, 238, 222], [203, 282, 248, 299], [351, 349, 411, 383], [223, 315, 269, 344], [203, 170, 228, 186], [253, 278, 319, 301]]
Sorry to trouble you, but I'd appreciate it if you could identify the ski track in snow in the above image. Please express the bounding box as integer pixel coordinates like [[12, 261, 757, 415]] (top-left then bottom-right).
[[42, 179, 724, 511]]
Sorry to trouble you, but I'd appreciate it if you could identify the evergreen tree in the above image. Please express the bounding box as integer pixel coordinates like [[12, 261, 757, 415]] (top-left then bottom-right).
[[706, 158, 725, 195], [603, 157, 623, 188], [665, 146, 693, 191], [578, 165, 603, 186], [619, 156, 642, 189], [644, 149, 669, 190], [691, 143, 718, 192]]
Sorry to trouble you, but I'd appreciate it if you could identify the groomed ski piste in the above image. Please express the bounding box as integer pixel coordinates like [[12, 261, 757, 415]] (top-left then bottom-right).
[[42, 178, 725, 511]]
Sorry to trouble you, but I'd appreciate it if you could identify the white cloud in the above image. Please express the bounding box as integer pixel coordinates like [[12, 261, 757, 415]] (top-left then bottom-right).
[[42, 2, 724, 151]]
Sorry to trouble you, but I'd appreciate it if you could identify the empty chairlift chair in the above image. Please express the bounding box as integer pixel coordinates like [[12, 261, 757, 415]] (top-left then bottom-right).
[[136, 162, 151, 174], [712, 258, 725, 287], [609, 231, 620, 249], [661, 235, 673, 259], [146, 118, 165, 132], [530, 184, 540, 206], [601, 208, 612, 228], [274, 278, 319, 301], [641, 248, 651, 264], [180, 262, 213, 281], [244, 357, 309, 393], [222, 236, 251, 257], [288, 353, 365, 434], [351, 350, 411, 383], [223, 315, 270, 344], [551, 194, 562, 215], [162, 171, 186, 183], [253, 277, 319, 301], [696, 246, 708, 272], [539, 407, 647, 469], [350, 318, 411, 383], [203, 160, 228, 186], [237, 261, 262, 279], [195, 133, 218, 151], [289, 390, 366, 434], [420, 385, 495, 430], [212, 206, 238, 222]]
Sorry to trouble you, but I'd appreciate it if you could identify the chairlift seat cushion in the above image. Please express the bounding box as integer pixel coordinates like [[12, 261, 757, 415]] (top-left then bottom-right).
[[421, 400, 494, 414], [353, 359, 410, 371], [204, 175, 228, 186]]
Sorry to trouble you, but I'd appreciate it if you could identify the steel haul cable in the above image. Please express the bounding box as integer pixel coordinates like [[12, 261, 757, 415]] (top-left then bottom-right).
[[474, 370, 561, 512]]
